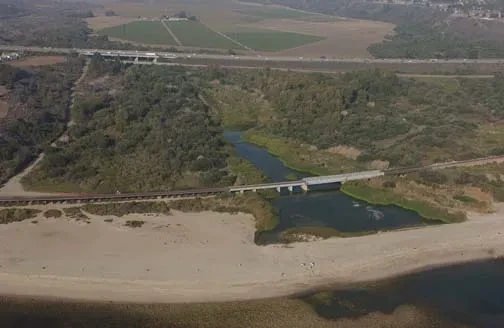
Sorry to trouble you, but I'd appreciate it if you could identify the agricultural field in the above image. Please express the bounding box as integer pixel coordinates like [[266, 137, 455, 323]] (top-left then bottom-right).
[[226, 29, 324, 52], [98, 21, 177, 46], [235, 18, 395, 57], [234, 6, 336, 21], [163, 21, 242, 49], [95, 0, 394, 57], [86, 15, 137, 30]]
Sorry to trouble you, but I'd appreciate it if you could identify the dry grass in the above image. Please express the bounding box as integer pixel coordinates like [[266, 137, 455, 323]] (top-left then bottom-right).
[[326, 145, 362, 160], [86, 16, 137, 31], [368, 177, 493, 214], [10, 56, 66, 68]]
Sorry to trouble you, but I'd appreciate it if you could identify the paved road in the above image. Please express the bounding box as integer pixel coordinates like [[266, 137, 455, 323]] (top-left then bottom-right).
[[4, 45, 504, 74], [2, 45, 504, 65]]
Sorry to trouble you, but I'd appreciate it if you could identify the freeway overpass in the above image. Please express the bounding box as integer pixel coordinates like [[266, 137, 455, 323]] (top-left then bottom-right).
[[3, 45, 504, 74]]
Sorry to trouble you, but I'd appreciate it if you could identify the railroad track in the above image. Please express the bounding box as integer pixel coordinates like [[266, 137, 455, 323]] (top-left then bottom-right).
[[1, 155, 503, 206], [0, 188, 229, 206]]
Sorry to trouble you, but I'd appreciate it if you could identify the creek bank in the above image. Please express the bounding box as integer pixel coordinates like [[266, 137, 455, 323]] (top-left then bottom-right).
[[225, 131, 433, 244]]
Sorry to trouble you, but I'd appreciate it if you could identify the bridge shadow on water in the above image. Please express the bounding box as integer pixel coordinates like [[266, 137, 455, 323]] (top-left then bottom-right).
[[255, 187, 431, 245]]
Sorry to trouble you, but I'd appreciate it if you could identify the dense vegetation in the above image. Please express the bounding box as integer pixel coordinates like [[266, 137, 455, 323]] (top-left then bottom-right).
[[23, 61, 240, 193], [368, 23, 504, 59], [0, 208, 40, 224], [82, 202, 171, 217], [207, 68, 504, 168], [204, 68, 504, 218], [0, 59, 82, 185]]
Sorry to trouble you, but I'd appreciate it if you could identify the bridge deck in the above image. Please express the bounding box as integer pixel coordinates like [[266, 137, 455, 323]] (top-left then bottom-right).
[[229, 181, 304, 191]]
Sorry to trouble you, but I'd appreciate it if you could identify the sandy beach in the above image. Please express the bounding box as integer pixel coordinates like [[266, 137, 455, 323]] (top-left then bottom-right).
[[0, 204, 503, 303]]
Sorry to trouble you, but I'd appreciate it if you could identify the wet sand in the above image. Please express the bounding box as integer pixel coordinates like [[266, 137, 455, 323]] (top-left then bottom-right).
[[0, 205, 503, 303]]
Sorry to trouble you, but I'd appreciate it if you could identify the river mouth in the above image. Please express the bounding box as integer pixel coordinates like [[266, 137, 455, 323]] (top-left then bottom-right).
[[224, 131, 435, 244]]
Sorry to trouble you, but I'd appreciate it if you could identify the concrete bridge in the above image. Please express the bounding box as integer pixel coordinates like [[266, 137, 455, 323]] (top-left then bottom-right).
[[228, 170, 383, 193], [1, 156, 502, 206], [229, 181, 307, 193], [79, 50, 178, 63], [0, 170, 384, 205]]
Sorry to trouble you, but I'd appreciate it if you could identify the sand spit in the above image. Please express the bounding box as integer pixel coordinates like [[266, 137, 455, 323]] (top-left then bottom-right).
[[0, 206, 503, 303]]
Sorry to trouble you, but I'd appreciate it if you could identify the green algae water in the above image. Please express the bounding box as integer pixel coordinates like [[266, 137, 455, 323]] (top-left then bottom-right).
[[224, 131, 430, 244]]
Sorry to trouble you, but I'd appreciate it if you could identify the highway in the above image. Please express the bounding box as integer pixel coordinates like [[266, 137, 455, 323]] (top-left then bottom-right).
[[1, 45, 501, 64], [3, 45, 504, 75]]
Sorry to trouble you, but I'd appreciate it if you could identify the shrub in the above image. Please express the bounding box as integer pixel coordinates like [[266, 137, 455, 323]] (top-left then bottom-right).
[[63, 207, 89, 221], [125, 220, 145, 228], [0, 208, 41, 224], [43, 209, 62, 218], [82, 202, 170, 217]]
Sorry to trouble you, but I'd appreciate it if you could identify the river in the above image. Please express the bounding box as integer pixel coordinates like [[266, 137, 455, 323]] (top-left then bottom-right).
[[1, 132, 502, 327], [224, 131, 432, 244]]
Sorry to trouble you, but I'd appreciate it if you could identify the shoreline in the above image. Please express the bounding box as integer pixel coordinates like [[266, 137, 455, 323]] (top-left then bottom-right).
[[0, 206, 503, 304], [0, 256, 500, 305]]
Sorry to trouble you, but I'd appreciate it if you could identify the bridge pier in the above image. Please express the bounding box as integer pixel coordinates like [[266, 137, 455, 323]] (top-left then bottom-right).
[[301, 183, 308, 192], [134, 57, 139, 63]]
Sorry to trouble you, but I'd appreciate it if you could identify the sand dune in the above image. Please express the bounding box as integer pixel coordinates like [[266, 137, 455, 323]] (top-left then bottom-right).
[[0, 205, 503, 303]]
